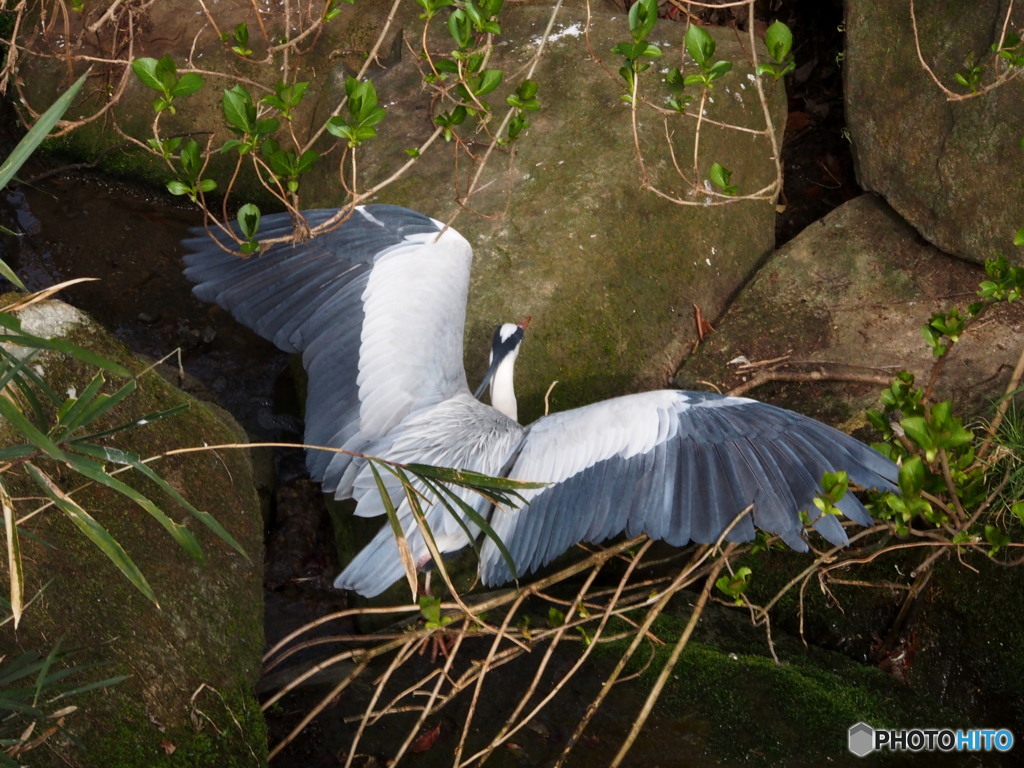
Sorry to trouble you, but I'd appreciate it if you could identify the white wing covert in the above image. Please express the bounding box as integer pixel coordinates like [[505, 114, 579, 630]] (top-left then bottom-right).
[[182, 205, 474, 496], [479, 391, 897, 586]]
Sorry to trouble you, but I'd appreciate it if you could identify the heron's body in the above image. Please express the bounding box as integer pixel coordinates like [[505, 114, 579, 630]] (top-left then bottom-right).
[[183, 205, 897, 597]]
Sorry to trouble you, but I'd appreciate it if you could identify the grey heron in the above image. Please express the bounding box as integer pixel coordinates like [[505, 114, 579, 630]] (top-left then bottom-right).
[[183, 204, 897, 597]]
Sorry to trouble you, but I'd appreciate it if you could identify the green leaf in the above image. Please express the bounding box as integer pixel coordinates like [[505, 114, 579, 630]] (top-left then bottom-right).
[[685, 24, 716, 68], [131, 58, 165, 93], [764, 20, 793, 64], [1014, 226, 1024, 247], [900, 415, 932, 450], [517, 79, 539, 101], [898, 455, 925, 498], [706, 60, 733, 79], [222, 85, 257, 134], [178, 139, 203, 180], [984, 524, 1010, 555], [61, 449, 203, 560], [474, 69, 504, 96], [708, 161, 736, 194], [1011, 500, 1024, 525], [153, 55, 178, 91], [715, 566, 752, 604], [25, 462, 158, 606], [0, 72, 87, 195], [628, 0, 659, 44], [1, 482, 24, 628], [448, 8, 473, 49], [171, 72, 204, 98], [237, 203, 261, 240], [0, 396, 68, 462]]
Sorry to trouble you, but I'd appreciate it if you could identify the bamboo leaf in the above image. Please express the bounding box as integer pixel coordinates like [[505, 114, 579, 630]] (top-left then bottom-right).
[[50, 671, 129, 699], [0, 346, 59, 424], [1, 481, 23, 629], [0, 394, 68, 462], [60, 450, 204, 561], [25, 463, 159, 606], [54, 370, 108, 435], [56, 376, 137, 437], [423, 477, 520, 582], [0, 73, 88, 190], [73, 443, 247, 560], [78, 402, 189, 442], [0, 327, 132, 377], [369, 462, 418, 595], [404, 463, 546, 492], [32, 640, 64, 706]]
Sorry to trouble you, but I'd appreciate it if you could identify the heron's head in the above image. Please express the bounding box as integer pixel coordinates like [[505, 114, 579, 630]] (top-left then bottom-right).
[[473, 318, 529, 405]]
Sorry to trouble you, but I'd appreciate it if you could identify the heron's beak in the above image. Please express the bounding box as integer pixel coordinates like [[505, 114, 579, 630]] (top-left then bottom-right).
[[473, 355, 502, 399]]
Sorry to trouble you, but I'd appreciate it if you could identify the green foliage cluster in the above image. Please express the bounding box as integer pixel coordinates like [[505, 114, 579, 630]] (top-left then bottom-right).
[[865, 250, 1024, 548], [129, 0, 541, 255], [955, 30, 1024, 92], [0, 641, 127, 767], [716, 238, 1024, 607], [610, 2, 791, 198]]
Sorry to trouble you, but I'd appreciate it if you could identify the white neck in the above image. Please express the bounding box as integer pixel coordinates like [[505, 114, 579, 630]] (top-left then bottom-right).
[[489, 352, 519, 422]]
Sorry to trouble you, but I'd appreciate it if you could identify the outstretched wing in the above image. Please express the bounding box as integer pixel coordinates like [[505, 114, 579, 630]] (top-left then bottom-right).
[[479, 390, 896, 586], [182, 205, 474, 495]]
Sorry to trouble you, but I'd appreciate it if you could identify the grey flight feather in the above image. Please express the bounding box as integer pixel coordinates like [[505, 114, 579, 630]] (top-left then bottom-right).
[[182, 205, 473, 497], [477, 391, 895, 587]]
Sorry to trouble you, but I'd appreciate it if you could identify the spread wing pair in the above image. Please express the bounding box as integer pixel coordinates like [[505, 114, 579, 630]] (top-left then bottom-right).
[[183, 205, 896, 597]]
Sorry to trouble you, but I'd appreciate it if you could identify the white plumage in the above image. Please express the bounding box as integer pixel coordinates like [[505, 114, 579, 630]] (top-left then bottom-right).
[[183, 205, 897, 597]]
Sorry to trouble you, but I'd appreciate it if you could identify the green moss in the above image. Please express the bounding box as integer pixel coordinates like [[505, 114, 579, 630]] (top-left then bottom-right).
[[0, 301, 266, 766], [597, 609, 963, 766], [87, 685, 266, 768]]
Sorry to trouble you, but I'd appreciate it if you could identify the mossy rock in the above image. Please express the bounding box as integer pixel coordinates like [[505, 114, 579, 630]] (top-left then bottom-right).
[[844, 0, 1024, 263], [0, 298, 266, 766]]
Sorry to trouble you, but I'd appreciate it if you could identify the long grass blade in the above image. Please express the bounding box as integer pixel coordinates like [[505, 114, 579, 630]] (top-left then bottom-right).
[[0, 72, 88, 291], [0, 310, 131, 377], [58, 449, 204, 561], [48, 671, 129, 699], [368, 461, 417, 595], [72, 443, 247, 559], [403, 463, 547, 492], [25, 462, 158, 607], [0, 650, 46, 687], [0, 73, 88, 189], [0, 346, 61, 411], [77, 402, 189, 442], [7, 333, 132, 377], [425, 478, 520, 581], [53, 371, 110, 436], [31, 640, 63, 707], [0, 394, 68, 463], [0, 480, 23, 629]]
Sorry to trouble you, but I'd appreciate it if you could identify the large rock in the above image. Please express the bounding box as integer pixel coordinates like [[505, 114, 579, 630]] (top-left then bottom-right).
[[679, 194, 1024, 421], [342, 5, 787, 421], [16, 1, 786, 420], [0, 298, 266, 766], [844, 0, 1024, 263]]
